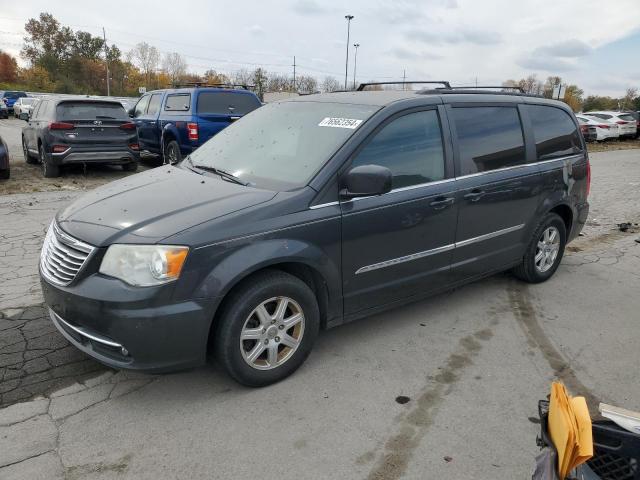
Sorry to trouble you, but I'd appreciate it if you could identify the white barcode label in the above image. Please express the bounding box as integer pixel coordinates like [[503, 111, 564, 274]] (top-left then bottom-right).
[[318, 117, 363, 129]]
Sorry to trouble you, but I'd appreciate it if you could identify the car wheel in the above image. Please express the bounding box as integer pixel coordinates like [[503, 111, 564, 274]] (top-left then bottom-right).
[[164, 140, 181, 164], [23, 138, 37, 164], [40, 144, 60, 178], [122, 162, 138, 172], [214, 270, 320, 387], [512, 213, 566, 284]]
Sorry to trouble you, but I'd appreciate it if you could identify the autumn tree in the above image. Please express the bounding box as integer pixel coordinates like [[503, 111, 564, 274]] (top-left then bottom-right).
[[128, 42, 159, 87], [0, 50, 18, 83], [162, 52, 187, 85]]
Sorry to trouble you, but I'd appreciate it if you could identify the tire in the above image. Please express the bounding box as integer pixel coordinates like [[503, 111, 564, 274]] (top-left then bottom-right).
[[23, 138, 37, 164], [122, 161, 138, 172], [512, 213, 566, 284], [214, 270, 320, 387], [40, 144, 60, 178], [0, 168, 9, 179], [163, 139, 181, 164]]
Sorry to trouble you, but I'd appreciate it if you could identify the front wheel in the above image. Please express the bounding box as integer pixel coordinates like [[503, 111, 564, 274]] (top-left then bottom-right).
[[512, 213, 566, 283], [214, 270, 320, 387]]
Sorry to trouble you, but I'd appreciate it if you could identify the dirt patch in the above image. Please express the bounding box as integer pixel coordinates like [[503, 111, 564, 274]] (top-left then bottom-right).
[[587, 138, 640, 153]]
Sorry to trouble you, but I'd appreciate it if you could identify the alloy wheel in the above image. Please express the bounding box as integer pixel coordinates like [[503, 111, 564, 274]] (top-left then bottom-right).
[[239, 296, 305, 370], [535, 226, 560, 273]]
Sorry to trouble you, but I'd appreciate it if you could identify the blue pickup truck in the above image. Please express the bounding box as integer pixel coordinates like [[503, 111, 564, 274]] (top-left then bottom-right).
[[129, 85, 262, 163]]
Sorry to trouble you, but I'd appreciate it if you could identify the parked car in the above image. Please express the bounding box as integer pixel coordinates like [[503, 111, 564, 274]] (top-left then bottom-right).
[[583, 111, 638, 138], [578, 123, 597, 142], [0, 99, 8, 119], [129, 84, 262, 163], [0, 90, 27, 113], [626, 111, 640, 138], [13, 97, 37, 120], [22, 97, 140, 177], [0, 134, 9, 179], [576, 115, 619, 141], [40, 86, 589, 386]]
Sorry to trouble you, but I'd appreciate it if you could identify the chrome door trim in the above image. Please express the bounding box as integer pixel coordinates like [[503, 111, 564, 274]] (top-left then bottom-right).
[[454, 154, 583, 181], [355, 243, 455, 274], [355, 223, 525, 274]]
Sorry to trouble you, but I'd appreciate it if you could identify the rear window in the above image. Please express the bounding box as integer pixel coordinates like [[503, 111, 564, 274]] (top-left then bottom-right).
[[56, 102, 127, 120], [165, 94, 190, 111], [586, 113, 611, 120], [576, 117, 588, 124], [196, 92, 260, 115], [526, 105, 582, 160], [618, 114, 635, 121], [21, 98, 36, 105]]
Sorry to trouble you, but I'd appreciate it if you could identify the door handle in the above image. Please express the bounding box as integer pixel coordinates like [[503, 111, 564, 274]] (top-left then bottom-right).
[[463, 189, 485, 202], [430, 197, 455, 210]]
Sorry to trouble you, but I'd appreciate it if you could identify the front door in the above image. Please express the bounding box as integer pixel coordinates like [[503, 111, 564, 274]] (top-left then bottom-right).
[[135, 93, 162, 153], [341, 107, 458, 315], [446, 104, 541, 280]]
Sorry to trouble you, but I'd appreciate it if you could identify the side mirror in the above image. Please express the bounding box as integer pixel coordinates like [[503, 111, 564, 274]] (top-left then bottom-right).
[[340, 164, 392, 199]]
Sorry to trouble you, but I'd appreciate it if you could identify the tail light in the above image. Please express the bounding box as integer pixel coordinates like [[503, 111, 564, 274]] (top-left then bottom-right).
[[598, 124, 610, 129], [119, 122, 136, 131], [615, 120, 628, 125], [187, 122, 198, 141], [129, 143, 140, 151], [49, 122, 75, 130], [52, 145, 69, 153], [586, 159, 591, 197]]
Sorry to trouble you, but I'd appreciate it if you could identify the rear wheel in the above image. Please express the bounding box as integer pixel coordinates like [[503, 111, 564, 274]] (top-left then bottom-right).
[[214, 270, 320, 387], [163, 139, 181, 164], [40, 144, 60, 178], [23, 138, 37, 164], [512, 213, 566, 283], [122, 161, 138, 172]]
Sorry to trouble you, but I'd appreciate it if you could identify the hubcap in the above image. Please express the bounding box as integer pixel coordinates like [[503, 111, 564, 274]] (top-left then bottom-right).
[[240, 296, 305, 370], [535, 226, 560, 273]]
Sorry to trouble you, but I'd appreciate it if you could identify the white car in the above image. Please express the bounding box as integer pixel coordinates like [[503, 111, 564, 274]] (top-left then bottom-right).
[[13, 97, 37, 120], [576, 115, 620, 141], [583, 111, 637, 138]]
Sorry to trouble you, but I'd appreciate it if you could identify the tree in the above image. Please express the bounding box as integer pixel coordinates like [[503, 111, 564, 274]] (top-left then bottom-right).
[[162, 52, 187, 85], [0, 50, 18, 83], [296, 74, 318, 94], [232, 68, 253, 87], [73, 31, 104, 60], [128, 42, 159, 87], [582, 96, 618, 112], [21, 12, 75, 80], [203, 69, 230, 85], [267, 73, 292, 92], [563, 85, 584, 112], [621, 88, 638, 111], [321, 76, 340, 93], [251, 68, 268, 100]]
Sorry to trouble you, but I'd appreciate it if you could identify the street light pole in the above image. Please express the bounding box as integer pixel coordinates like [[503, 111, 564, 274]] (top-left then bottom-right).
[[352, 43, 360, 89], [344, 15, 354, 90]]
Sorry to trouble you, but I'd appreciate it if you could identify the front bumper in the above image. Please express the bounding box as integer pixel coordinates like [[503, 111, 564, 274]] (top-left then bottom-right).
[[41, 273, 217, 372]]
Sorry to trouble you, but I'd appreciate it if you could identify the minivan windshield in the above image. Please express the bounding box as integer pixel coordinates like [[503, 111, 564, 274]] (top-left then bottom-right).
[[187, 101, 378, 190]]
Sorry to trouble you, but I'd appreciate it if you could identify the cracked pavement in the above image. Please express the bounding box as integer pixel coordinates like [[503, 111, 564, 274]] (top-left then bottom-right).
[[1, 148, 639, 479]]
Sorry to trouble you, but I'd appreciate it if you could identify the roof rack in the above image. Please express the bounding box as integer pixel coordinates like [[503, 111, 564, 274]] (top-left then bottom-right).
[[357, 80, 451, 91], [441, 85, 526, 93], [170, 82, 253, 90]]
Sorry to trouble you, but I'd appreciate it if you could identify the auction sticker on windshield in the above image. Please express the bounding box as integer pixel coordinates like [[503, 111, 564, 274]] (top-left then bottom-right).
[[318, 117, 363, 129]]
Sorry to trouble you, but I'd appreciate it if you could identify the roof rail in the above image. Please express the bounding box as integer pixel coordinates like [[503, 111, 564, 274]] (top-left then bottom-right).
[[170, 82, 253, 90], [442, 85, 526, 93], [357, 80, 451, 91]]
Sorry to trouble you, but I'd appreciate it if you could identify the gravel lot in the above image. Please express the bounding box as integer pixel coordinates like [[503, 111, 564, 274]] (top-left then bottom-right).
[[1, 117, 639, 479]]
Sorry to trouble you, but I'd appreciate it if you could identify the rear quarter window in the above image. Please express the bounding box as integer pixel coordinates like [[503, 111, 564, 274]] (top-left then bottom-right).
[[165, 94, 191, 111], [526, 105, 582, 160], [56, 102, 127, 120], [196, 91, 260, 115]]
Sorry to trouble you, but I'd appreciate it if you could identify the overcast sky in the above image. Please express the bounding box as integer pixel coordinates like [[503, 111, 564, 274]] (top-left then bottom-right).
[[1, 0, 639, 96]]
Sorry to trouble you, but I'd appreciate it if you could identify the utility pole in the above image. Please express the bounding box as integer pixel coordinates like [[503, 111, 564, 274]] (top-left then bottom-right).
[[402, 69, 406, 90], [293, 56, 296, 92], [352, 43, 360, 89], [344, 15, 354, 89], [102, 27, 110, 96]]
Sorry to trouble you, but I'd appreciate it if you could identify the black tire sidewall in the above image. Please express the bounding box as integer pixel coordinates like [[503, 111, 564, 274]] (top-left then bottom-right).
[[524, 214, 567, 283], [40, 145, 59, 178], [164, 140, 181, 164], [216, 272, 320, 387]]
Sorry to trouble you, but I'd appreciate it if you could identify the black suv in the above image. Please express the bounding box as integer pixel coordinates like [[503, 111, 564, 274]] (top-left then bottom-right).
[[22, 98, 140, 177], [39, 84, 589, 386]]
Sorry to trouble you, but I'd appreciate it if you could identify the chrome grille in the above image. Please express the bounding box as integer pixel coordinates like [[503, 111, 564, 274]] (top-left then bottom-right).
[[40, 222, 95, 286]]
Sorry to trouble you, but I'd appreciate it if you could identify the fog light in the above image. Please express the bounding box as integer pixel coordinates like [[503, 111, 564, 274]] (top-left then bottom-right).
[[121, 347, 129, 356]]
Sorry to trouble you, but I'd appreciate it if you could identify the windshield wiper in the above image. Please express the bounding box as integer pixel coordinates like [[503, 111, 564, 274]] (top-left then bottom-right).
[[190, 161, 249, 186]]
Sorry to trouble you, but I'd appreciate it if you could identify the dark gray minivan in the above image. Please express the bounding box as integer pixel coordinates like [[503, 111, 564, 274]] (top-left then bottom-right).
[[40, 85, 590, 386]]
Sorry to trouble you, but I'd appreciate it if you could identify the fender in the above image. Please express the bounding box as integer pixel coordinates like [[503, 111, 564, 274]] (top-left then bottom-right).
[[160, 122, 181, 158], [192, 237, 342, 326]]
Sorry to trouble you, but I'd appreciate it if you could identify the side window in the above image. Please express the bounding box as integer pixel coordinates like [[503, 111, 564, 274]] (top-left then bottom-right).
[[134, 95, 150, 117], [147, 93, 162, 116], [526, 105, 582, 160], [351, 110, 445, 189], [451, 106, 525, 175], [31, 101, 42, 120], [165, 94, 191, 111]]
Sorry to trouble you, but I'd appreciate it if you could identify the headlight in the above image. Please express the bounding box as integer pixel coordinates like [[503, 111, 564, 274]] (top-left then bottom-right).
[[99, 245, 189, 286]]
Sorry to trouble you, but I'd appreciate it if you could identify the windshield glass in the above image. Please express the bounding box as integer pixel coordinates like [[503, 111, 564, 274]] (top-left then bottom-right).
[[56, 102, 128, 120], [188, 101, 378, 190]]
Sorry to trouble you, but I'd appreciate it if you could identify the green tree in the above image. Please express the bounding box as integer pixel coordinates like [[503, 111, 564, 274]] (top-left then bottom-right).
[[21, 12, 75, 80]]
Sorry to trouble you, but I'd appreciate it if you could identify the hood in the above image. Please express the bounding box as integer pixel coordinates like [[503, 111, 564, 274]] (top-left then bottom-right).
[[57, 166, 277, 246]]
